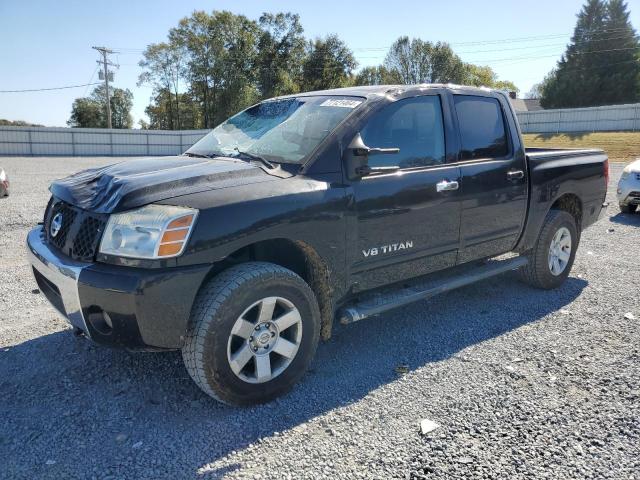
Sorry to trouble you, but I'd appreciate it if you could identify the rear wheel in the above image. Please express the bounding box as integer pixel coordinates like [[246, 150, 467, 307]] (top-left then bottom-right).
[[182, 262, 320, 406], [519, 210, 578, 289], [620, 203, 637, 214]]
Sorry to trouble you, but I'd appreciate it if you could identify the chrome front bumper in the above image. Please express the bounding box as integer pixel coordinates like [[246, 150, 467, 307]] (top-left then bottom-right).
[[26, 226, 91, 334]]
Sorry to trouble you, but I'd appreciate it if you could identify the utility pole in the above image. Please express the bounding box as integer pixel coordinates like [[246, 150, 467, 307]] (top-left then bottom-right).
[[92, 46, 117, 129]]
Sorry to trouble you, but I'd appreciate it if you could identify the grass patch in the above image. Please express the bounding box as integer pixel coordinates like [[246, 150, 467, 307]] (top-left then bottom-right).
[[523, 131, 640, 163]]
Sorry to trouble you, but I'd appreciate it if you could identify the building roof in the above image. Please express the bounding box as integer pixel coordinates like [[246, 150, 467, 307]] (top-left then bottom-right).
[[524, 98, 543, 111], [510, 97, 544, 112]]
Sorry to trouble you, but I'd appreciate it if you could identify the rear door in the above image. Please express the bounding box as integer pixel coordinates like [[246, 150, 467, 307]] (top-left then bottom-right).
[[348, 94, 462, 291], [452, 94, 528, 263]]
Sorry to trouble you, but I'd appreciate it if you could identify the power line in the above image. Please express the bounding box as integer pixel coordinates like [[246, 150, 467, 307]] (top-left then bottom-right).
[[82, 65, 100, 97], [2, 33, 636, 94], [5, 41, 632, 94], [110, 26, 639, 56], [0, 82, 102, 93]]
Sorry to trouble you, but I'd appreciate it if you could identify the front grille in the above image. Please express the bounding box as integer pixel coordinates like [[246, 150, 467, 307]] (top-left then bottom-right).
[[43, 197, 107, 261]]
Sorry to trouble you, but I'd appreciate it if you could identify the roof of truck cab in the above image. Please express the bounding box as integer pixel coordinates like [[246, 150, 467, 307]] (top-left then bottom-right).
[[286, 84, 500, 100]]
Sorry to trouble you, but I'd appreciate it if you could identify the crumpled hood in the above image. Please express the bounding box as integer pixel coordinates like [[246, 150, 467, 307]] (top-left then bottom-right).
[[49, 156, 278, 213]]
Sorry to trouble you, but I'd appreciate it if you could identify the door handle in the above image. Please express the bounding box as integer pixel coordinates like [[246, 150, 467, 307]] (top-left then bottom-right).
[[507, 170, 524, 180], [436, 180, 459, 192]]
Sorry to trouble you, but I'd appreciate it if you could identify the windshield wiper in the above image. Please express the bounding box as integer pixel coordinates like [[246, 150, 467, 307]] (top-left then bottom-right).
[[233, 148, 276, 169], [183, 152, 212, 159]]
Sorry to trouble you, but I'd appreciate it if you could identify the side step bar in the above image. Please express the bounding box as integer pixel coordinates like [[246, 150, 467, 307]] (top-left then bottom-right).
[[339, 256, 528, 324]]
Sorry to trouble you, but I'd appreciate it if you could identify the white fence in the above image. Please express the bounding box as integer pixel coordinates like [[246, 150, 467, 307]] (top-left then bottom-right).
[[0, 127, 209, 157], [2, 102, 640, 156], [517, 103, 640, 134]]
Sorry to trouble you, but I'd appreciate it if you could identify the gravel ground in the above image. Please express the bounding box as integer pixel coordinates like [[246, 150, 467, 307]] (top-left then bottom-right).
[[0, 157, 638, 479]]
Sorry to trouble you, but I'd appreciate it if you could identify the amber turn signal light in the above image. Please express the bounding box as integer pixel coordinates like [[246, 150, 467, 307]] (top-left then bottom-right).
[[167, 214, 195, 229], [157, 214, 196, 258]]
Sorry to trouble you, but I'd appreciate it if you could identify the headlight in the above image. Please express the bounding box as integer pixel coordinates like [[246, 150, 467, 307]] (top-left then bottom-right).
[[99, 204, 198, 259]]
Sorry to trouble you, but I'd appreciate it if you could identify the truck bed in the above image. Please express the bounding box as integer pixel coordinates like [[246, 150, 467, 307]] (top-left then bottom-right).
[[525, 147, 605, 159]]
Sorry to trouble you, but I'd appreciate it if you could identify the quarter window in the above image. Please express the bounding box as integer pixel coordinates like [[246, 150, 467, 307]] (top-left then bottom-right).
[[454, 96, 508, 160], [361, 96, 445, 169]]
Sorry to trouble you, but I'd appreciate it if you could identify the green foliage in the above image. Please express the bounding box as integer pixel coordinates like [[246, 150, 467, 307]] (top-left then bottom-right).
[[67, 97, 102, 128], [353, 66, 402, 86], [137, 11, 518, 130], [170, 10, 261, 128], [379, 37, 517, 91], [384, 37, 468, 84], [257, 13, 306, 98], [464, 64, 519, 93], [541, 0, 640, 108], [138, 42, 185, 130], [67, 85, 134, 128], [145, 88, 201, 129], [600, 0, 640, 104], [0, 119, 44, 127], [301, 35, 357, 91]]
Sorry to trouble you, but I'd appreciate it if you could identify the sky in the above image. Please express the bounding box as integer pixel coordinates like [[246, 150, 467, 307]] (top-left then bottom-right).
[[1, 0, 639, 127]]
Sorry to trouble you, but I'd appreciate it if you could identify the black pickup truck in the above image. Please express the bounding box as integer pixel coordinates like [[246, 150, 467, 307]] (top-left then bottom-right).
[[27, 85, 608, 405]]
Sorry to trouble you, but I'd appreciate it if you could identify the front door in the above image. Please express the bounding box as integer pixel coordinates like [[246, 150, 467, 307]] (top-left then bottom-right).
[[347, 94, 462, 292]]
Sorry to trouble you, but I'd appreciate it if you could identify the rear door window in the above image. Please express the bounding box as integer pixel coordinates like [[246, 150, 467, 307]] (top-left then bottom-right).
[[453, 96, 508, 160]]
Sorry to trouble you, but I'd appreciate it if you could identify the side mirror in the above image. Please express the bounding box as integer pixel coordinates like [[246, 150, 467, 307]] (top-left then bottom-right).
[[344, 133, 400, 180]]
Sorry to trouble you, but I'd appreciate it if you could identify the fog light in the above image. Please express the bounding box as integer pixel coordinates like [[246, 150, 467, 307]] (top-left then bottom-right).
[[86, 306, 113, 334]]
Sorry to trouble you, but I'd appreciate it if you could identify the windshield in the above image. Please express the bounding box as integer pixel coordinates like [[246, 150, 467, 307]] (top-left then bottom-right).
[[186, 95, 364, 164]]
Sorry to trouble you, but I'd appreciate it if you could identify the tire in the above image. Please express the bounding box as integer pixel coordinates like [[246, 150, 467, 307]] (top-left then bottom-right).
[[518, 210, 578, 290], [620, 203, 637, 214], [182, 262, 321, 406]]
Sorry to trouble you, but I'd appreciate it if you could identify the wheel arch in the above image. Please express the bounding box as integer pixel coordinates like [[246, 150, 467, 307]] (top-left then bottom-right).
[[202, 238, 335, 341], [550, 193, 583, 232]]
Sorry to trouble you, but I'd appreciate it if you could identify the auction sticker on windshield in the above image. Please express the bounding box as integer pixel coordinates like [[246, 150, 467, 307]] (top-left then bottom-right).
[[320, 99, 362, 108]]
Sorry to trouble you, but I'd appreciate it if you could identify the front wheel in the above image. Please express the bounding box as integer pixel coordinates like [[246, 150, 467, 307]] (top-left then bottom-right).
[[519, 210, 578, 290], [182, 262, 320, 406]]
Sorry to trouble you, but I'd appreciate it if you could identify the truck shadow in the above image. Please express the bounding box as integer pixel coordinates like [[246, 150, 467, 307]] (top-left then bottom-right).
[[0, 275, 586, 478], [609, 212, 640, 226]]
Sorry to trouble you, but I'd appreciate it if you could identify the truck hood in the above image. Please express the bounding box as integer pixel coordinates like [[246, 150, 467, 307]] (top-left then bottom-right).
[[49, 156, 280, 214]]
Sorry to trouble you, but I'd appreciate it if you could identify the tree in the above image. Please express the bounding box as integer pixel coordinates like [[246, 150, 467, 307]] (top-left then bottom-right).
[[353, 66, 402, 86], [600, 0, 640, 104], [145, 88, 201, 129], [383, 37, 467, 84], [301, 35, 357, 91], [171, 10, 261, 128], [539, 0, 639, 108], [526, 82, 545, 99], [256, 13, 306, 98], [67, 97, 102, 128], [138, 42, 185, 129], [108, 87, 134, 129], [0, 119, 44, 127], [463, 64, 519, 93], [67, 85, 133, 128]]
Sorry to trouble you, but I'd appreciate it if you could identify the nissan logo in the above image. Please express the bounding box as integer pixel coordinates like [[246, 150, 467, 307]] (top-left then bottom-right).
[[50, 213, 63, 238]]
